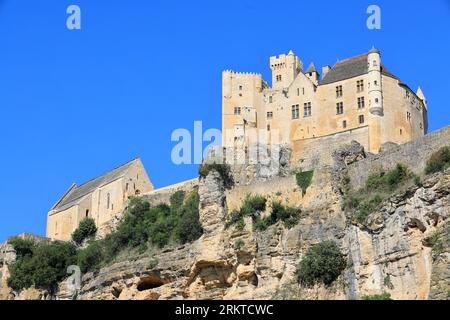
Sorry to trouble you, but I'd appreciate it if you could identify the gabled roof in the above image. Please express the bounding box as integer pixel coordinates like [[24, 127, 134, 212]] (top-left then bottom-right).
[[51, 158, 140, 213], [319, 53, 398, 85]]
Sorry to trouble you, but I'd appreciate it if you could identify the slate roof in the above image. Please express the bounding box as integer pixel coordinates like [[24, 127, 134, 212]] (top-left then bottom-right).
[[52, 158, 139, 213], [319, 53, 398, 85], [306, 63, 317, 74]]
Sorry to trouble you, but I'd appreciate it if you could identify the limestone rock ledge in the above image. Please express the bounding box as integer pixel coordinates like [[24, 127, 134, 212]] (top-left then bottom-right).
[[1, 164, 449, 300]]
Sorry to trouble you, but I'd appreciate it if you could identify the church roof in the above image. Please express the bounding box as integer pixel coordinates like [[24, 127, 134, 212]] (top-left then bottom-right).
[[51, 158, 139, 213], [319, 53, 398, 85]]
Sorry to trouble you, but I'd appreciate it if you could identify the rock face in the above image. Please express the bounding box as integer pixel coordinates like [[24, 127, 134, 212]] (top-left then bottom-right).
[[1, 144, 449, 300]]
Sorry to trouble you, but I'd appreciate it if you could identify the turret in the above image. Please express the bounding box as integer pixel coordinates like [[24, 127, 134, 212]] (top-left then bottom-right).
[[367, 47, 383, 116], [416, 86, 427, 110], [305, 63, 319, 85], [270, 50, 303, 90]]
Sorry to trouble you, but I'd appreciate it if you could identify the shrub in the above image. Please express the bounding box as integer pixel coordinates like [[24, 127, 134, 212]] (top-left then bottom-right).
[[362, 293, 392, 300], [423, 229, 445, 261], [7, 241, 77, 292], [72, 217, 97, 245], [297, 240, 346, 287], [7, 237, 35, 259], [170, 190, 185, 210], [199, 162, 233, 188], [148, 259, 158, 269], [267, 201, 300, 228], [77, 240, 104, 273], [366, 164, 410, 192], [226, 195, 300, 231], [174, 190, 203, 244], [234, 240, 245, 250], [295, 170, 314, 194], [425, 146, 450, 174]]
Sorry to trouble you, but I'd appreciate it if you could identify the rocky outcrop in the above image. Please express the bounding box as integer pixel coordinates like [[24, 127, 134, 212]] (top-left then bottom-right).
[[1, 147, 449, 300]]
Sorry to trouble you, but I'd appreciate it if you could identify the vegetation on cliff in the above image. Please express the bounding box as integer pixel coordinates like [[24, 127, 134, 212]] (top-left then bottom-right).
[[71, 217, 97, 245], [296, 240, 346, 287], [295, 169, 314, 194], [425, 146, 450, 174], [8, 190, 203, 286], [199, 162, 233, 188], [7, 238, 76, 292], [362, 292, 392, 300], [343, 163, 419, 225], [225, 194, 301, 231]]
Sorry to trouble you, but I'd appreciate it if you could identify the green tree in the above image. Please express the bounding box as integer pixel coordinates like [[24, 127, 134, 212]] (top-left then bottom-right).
[[72, 217, 97, 245], [297, 240, 346, 287]]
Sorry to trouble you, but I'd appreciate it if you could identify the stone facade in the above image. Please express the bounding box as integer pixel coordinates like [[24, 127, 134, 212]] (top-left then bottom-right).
[[47, 158, 153, 241], [222, 48, 428, 159]]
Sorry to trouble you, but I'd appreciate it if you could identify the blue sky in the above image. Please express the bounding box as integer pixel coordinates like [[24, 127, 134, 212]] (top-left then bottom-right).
[[0, 0, 449, 242]]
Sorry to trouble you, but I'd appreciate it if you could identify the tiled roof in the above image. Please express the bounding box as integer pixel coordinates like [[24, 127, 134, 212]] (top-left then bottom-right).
[[52, 158, 139, 213], [319, 53, 398, 85]]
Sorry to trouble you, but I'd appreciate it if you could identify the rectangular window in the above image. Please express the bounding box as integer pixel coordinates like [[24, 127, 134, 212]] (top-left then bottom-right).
[[302, 87, 305, 95], [276, 75, 282, 82], [291, 105, 299, 119], [374, 80, 378, 86], [336, 102, 344, 115], [269, 96, 273, 103], [234, 107, 241, 115], [357, 80, 364, 92], [239, 85, 243, 91], [267, 111, 273, 119], [267, 124, 271, 131], [336, 85, 343, 98], [407, 112, 411, 121], [297, 88, 300, 96], [343, 120, 347, 129], [304, 102, 312, 117], [359, 115, 365, 124], [357, 97, 365, 109]]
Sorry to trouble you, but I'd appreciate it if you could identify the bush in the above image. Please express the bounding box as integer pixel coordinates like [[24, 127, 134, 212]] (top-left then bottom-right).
[[297, 240, 346, 287], [425, 146, 450, 174], [174, 190, 203, 244], [226, 195, 300, 231], [77, 241, 104, 273], [366, 164, 410, 192], [362, 293, 392, 300], [199, 162, 233, 188], [295, 170, 314, 194], [7, 241, 77, 292], [72, 217, 97, 245], [7, 237, 35, 259]]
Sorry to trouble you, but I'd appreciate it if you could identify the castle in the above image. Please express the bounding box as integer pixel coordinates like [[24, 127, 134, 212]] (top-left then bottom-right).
[[222, 48, 428, 162], [46, 48, 429, 241]]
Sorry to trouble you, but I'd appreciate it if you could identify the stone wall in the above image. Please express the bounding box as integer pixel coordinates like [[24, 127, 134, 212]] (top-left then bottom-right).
[[142, 178, 198, 206], [347, 125, 450, 190], [291, 126, 369, 170]]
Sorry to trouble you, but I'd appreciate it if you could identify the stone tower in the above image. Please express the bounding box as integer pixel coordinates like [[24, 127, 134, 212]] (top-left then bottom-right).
[[367, 47, 383, 152], [269, 50, 303, 90]]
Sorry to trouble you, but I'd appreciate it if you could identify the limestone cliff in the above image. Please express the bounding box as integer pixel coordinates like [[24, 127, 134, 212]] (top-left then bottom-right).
[[1, 136, 449, 300]]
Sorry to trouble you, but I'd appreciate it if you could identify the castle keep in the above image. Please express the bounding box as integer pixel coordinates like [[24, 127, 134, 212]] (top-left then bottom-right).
[[222, 48, 428, 161]]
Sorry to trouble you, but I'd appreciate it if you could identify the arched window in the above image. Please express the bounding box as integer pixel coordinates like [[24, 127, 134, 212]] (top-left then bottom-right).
[[107, 193, 111, 209]]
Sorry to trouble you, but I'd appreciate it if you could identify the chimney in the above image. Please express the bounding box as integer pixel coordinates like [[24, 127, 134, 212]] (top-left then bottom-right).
[[322, 65, 331, 80]]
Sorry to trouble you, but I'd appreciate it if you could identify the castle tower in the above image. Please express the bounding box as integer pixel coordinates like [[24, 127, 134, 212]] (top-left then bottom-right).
[[305, 63, 319, 85], [367, 48, 383, 116], [367, 47, 384, 152], [269, 50, 303, 90]]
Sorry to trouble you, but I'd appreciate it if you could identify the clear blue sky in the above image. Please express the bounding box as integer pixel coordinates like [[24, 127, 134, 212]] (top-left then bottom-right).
[[0, 0, 449, 242]]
